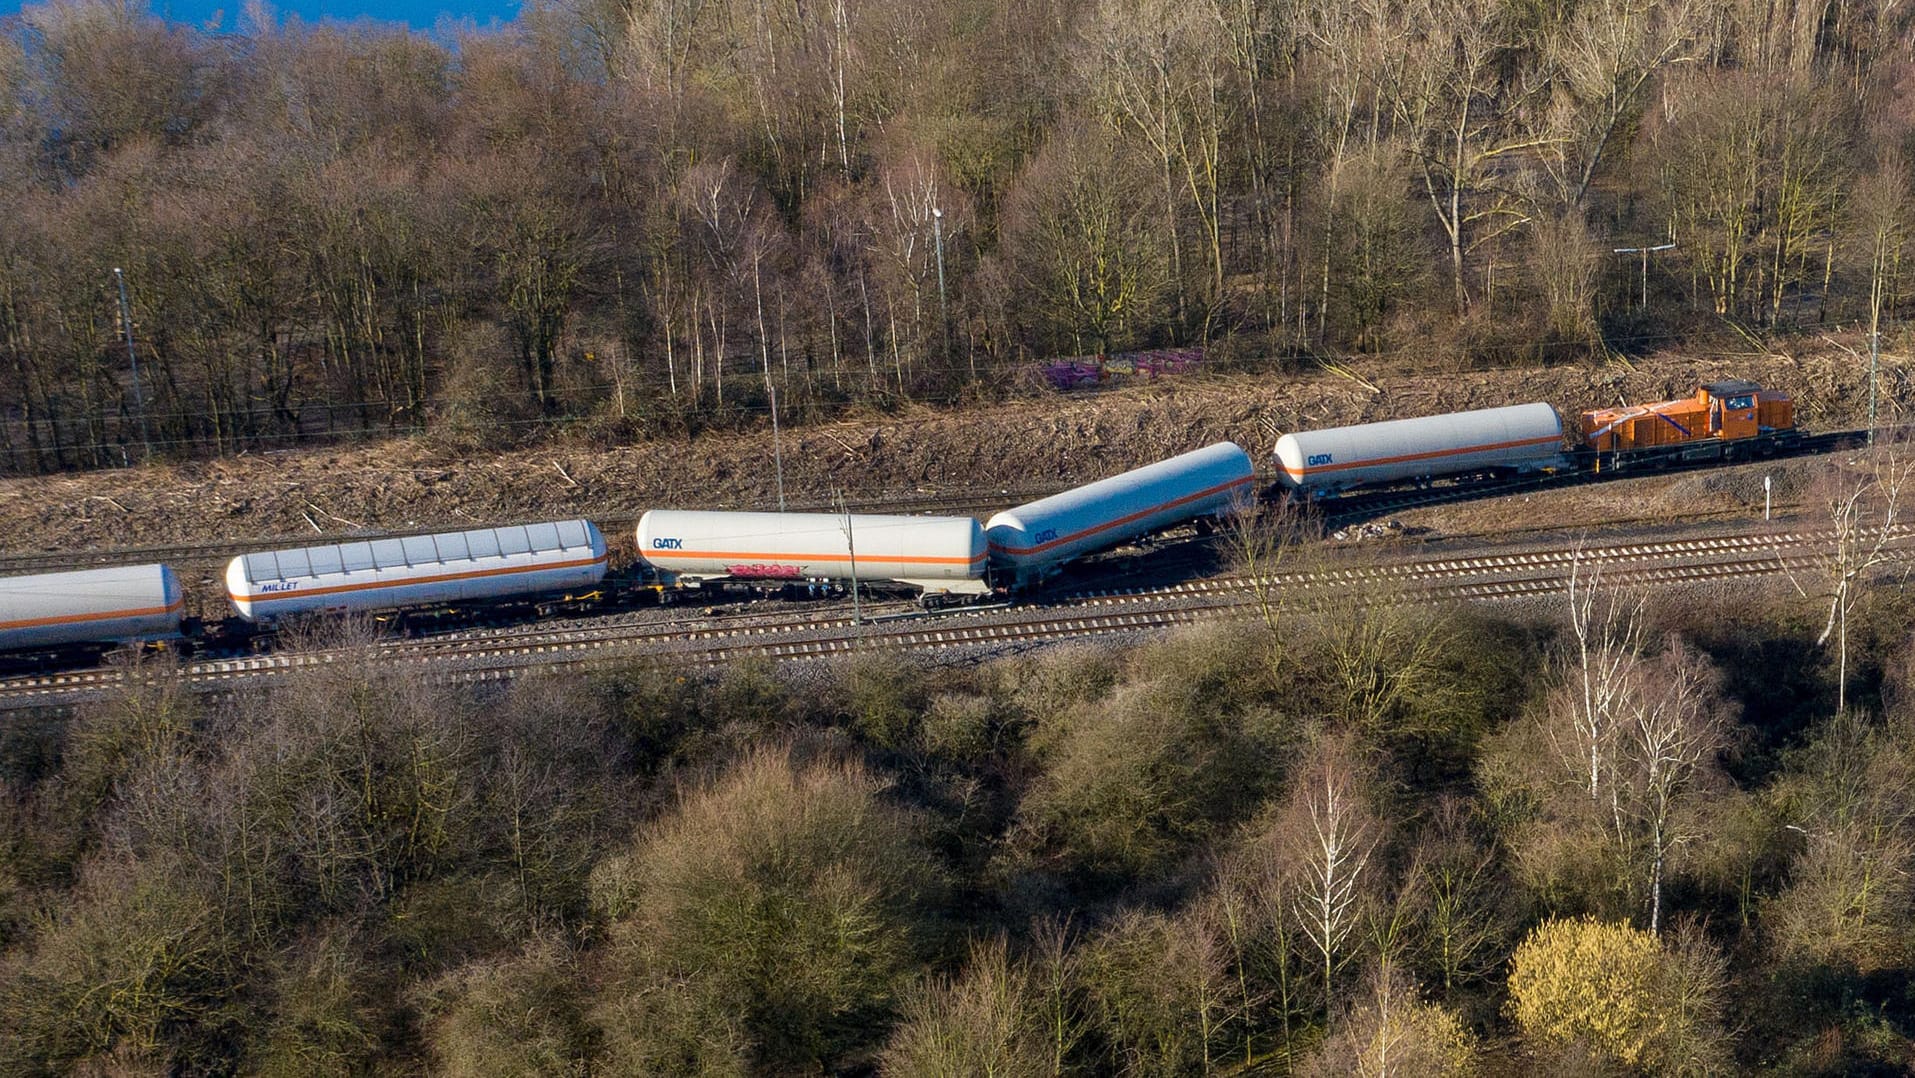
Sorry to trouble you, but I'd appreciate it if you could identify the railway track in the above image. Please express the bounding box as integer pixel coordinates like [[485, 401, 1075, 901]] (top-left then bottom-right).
[[5, 523, 1906, 710], [1318, 428, 1871, 524], [0, 417, 1882, 577]]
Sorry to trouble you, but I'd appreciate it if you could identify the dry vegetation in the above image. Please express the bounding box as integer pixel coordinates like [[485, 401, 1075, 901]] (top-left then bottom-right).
[[4, 531, 1915, 1073], [4, 0, 1915, 491]]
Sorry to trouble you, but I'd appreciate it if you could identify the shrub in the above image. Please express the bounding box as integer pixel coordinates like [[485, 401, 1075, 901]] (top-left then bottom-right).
[[0, 855, 234, 1074], [421, 941, 592, 1077], [880, 937, 1051, 1077], [1076, 907, 1237, 1075], [1302, 964, 1478, 1077], [1506, 917, 1729, 1075], [1015, 624, 1297, 881], [591, 745, 943, 1072], [840, 652, 928, 750], [249, 927, 387, 1077]]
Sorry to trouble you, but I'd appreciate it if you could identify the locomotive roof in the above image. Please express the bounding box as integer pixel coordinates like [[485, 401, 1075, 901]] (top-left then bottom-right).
[[1701, 379, 1763, 396]]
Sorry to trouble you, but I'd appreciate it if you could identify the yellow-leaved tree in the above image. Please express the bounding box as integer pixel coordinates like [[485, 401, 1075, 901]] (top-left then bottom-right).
[[1506, 917, 1730, 1075]]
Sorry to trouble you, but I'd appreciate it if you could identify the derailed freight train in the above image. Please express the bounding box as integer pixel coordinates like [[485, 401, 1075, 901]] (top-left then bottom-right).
[[0, 379, 1813, 662], [1274, 381, 1801, 497], [2, 442, 1258, 661]]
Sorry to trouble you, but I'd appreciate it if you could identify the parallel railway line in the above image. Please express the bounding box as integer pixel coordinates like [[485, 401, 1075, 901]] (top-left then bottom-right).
[[6, 523, 1906, 710], [1317, 428, 1871, 523]]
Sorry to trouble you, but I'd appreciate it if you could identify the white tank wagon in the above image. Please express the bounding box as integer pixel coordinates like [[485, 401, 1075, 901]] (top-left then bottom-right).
[[1273, 403, 1567, 494], [636, 510, 991, 598], [986, 442, 1256, 588], [0, 564, 186, 652], [225, 520, 609, 623]]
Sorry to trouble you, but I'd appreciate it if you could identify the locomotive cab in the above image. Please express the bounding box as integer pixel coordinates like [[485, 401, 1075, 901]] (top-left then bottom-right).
[[1699, 379, 1792, 440]]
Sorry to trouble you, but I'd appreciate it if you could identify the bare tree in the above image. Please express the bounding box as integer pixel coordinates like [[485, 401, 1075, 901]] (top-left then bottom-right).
[[1220, 491, 1313, 642], [1301, 961, 1476, 1077], [1789, 442, 1915, 712], [1000, 123, 1172, 357], [1081, 0, 1233, 329], [1554, 546, 1648, 801], [1530, 0, 1701, 213], [1307, 566, 1456, 735], [1286, 734, 1377, 1006], [1614, 640, 1730, 934], [1388, 0, 1547, 314], [1765, 709, 1915, 972], [1030, 917, 1086, 1075], [880, 936, 1051, 1076], [1852, 158, 1911, 431], [1411, 797, 1506, 993]]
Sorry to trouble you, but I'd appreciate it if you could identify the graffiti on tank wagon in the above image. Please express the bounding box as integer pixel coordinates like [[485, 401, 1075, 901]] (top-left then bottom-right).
[[728, 563, 804, 580]]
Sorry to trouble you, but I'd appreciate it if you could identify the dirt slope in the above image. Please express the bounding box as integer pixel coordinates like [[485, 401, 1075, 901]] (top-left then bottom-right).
[[1, 345, 1905, 553]]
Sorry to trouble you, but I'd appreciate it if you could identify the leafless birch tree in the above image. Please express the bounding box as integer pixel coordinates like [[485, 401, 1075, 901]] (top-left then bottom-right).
[[1613, 641, 1729, 934], [1789, 443, 1915, 712], [1286, 736, 1377, 1005], [1553, 546, 1648, 800]]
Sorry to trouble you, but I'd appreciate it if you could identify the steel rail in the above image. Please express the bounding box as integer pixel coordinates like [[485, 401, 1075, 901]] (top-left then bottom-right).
[[6, 524, 1907, 710]]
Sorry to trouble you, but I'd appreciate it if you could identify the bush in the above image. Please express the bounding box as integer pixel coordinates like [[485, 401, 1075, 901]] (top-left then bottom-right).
[[0, 855, 234, 1074], [1302, 964, 1478, 1077], [249, 927, 388, 1077], [1075, 907, 1236, 1075], [880, 937, 1052, 1077], [591, 745, 944, 1072], [1506, 917, 1729, 1075], [421, 941, 592, 1077], [840, 652, 929, 750], [1015, 624, 1297, 881]]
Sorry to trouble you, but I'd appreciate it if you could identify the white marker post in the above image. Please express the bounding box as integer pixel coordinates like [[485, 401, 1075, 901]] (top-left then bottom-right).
[[1764, 474, 1772, 521]]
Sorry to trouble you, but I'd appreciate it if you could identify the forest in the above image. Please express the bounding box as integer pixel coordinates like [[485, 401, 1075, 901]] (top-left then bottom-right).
[[2, 0, 1913, 472], [1, 546, 1913, 1074]]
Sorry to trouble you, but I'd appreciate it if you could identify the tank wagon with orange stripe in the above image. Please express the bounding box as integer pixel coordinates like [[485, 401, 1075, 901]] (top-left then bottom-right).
[[0, 564, 186, 653], [1274, 403, 1568, 495], [225, 519, 609, 622], [987, 442, 1256, 588], [636, 510, 991, 599]]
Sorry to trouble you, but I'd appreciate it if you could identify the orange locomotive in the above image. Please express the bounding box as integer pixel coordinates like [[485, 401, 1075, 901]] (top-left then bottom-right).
[[1580, 380, 1798, 467]]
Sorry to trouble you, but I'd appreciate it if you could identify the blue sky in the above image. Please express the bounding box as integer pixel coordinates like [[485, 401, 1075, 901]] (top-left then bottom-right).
[[0, 0, 523, 32]]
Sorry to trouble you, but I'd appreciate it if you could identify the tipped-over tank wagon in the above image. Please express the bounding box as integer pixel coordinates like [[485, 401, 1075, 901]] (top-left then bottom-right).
[[986, 442, 1256, 588], [0, 564, 185, 653]]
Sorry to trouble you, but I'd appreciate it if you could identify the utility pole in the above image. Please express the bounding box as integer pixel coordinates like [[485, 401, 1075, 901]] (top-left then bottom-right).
[[113, 267, 152, 459], [1869, 324, 1880, 445], [768, 379, 787, 510], [836, 488, 862, 627], [756, 255, 786, 509], [1613, 243, 1676, 310]]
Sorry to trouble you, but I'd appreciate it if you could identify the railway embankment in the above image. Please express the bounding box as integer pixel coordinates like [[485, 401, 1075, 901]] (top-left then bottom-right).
[[0, 343, 1904, 554]]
